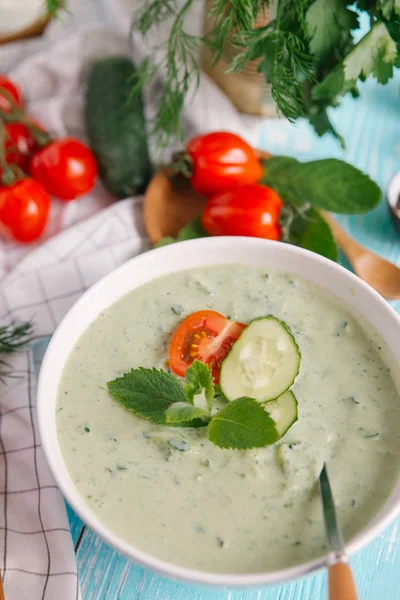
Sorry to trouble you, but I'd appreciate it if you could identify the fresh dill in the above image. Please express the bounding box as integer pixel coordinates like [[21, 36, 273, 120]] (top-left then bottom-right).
[[0, 321, 33, 382]]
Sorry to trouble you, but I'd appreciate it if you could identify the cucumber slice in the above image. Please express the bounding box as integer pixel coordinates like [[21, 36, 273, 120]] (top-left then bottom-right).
[[220, 316, 300, 402], [265, 390, 298, 439]]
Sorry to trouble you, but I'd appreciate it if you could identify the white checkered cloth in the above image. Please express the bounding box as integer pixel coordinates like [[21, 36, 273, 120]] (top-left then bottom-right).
[[0, 6, 261, 599]]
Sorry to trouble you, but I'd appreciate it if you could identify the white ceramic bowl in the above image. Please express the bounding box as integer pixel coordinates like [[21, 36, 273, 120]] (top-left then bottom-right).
[[37, 237, 400, 588]]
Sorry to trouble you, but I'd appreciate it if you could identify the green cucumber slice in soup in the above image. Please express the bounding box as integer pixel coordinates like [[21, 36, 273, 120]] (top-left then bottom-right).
[[265, 390, 298, 439], [220, 316, 301, 402]]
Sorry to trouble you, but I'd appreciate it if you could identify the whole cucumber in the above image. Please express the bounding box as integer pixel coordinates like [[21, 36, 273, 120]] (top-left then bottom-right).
[[86, 56, 152, 198]]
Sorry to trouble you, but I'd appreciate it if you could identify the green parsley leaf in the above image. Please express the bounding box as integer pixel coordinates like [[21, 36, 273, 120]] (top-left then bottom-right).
[[313, 22, 397, 101], [262, 156, 381, 213], [208, 397, 279, 449], [184, 360, 215, 410], [107, 368, 204, 427], [306, 0, 358, 63], [165, 402, 211, 424], [281, 205, 338, 261]]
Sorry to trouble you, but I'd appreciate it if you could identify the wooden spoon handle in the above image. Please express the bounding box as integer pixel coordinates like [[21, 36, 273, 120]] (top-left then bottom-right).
[[328, 562, 358, 600], [0, 574, 5, 600], [321, 212, 365, 262]]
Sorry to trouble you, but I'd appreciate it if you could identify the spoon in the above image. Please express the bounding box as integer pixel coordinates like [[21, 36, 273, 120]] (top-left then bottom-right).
[[323, 212, 400, 300], [319, 463, 358, 600], [143, 152, 400, 299]]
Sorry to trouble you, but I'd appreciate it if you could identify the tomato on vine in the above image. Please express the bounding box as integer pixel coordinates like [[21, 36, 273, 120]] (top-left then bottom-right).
[[0, 75, 23, 113], [31, 137, 98, 201], [173, 131, 263, 196], [0, 179, 51, 243]]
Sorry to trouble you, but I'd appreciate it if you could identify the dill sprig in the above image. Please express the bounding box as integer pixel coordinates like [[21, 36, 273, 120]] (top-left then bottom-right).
[[45, 0, 67, 16], [0, 321, 33, 382], [130, 0, 201, 147]]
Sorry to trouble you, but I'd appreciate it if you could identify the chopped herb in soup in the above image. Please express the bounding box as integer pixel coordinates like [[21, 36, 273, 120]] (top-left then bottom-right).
[[56, 264, 400, 574]]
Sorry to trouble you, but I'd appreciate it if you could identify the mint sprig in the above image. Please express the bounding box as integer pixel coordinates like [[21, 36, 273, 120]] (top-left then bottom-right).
[[208, 397, 280, 450], [107, 362, 295, 449], [262, 156, 381, 214], [107, 367, 204, 427], [165, 402, 211, 424], [184, 360, 214, 410]]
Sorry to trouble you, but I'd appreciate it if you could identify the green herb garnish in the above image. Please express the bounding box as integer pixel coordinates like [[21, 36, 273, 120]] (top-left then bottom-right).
[[0, 321, 33, 382], [208, 397, 280, 449], [184, 360, 214, 410]]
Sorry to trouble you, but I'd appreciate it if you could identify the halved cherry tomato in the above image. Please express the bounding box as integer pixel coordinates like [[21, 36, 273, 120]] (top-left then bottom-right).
[[184, 131, 263, 196], [5, 120, 43, 172], [0, 179, 51, 243], [31, 137, 98, 201], [169, 310, 246, 383], [201, 183, 282, 240], [0, 74, 23, 112]]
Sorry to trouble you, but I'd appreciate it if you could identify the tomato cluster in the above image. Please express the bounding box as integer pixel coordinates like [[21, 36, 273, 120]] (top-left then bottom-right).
[[179, 131, 283, 241], [0, 74, 98, 243]]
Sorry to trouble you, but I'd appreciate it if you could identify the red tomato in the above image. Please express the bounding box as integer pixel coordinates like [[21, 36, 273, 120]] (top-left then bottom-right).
[[0, 74, 23, 112], [185, 131, 262, 195], [5, 120, 42, 172], [201, 184, 282, 240], [31, 137, 98, 201], [0, 179, 51, 243], [169, 310, 246, 383]]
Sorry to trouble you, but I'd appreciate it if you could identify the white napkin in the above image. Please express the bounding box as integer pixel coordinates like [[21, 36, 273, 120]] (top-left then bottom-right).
[[0, 22, 257, 600]]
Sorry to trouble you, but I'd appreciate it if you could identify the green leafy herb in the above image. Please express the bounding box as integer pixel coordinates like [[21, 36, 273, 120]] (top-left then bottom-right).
[[262, 156, 382, 213], [45, 0, 67, 15], [155, 217, 208, 248], [165, 402, 211, 424], [280, 204, 338, 261], [184, 360, 214, 410], [208, 397, 279, 449], [107, 367, 204, 427], [313, 23, 398, 102], [0, 321, 33, 382]]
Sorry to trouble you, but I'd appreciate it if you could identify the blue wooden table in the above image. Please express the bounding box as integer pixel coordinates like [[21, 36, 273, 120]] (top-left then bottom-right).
[[64, 67, 400, 598]]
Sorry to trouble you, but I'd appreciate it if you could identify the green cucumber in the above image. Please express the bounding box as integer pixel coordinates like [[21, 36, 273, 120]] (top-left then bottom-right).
[[86, 56, 152, 198], [264, 390, 298, 439], [220, 316, 301, 402]]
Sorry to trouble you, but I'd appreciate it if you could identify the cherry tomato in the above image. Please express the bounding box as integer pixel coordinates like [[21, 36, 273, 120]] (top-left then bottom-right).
[[31, 137, 98, 201], [185, 131, 263, 195], [201, 184, 282, 240], [0, 74, 23, 112], [170, 310, 246, 383], [0, 179, 51, 243], [5, 120, 42, 172]]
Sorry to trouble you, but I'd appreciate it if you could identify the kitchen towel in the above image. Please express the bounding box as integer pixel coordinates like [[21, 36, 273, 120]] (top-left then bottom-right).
[[0, 19, 257, 600]]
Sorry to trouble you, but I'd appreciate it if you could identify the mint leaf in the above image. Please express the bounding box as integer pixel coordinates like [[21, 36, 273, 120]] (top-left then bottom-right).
[[155, 217, 209, 248], [282, 206, 338, 261], [184, 360, 215, 410], [178, 216, 208, 241], [165, 402, 210, 424], [208, 397, 279, 450], [263, 156, 381, 213], [107, 368, 204, 427], [155, 237, 175, 248]]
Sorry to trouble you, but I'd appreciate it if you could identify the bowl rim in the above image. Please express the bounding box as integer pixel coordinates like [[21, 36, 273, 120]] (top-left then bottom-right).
[[37, 236, 400, 588]]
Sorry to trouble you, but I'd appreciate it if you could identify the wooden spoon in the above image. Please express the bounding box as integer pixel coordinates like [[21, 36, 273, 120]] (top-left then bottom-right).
[[143, 151, 400, 300]]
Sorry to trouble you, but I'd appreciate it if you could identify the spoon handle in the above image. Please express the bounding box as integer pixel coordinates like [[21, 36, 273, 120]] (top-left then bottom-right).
[[321, 212, 365, 262], [328, 562, 358, 600]]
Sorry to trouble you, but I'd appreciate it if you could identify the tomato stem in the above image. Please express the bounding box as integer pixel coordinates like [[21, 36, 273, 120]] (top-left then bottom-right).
[[0, 118, 19, 186], [0, 88, 52, 147], [170, 151, 193, 178]]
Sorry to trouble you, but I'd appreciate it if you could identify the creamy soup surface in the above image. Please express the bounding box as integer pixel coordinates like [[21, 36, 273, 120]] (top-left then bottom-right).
[[57, 264, 400, 573]]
